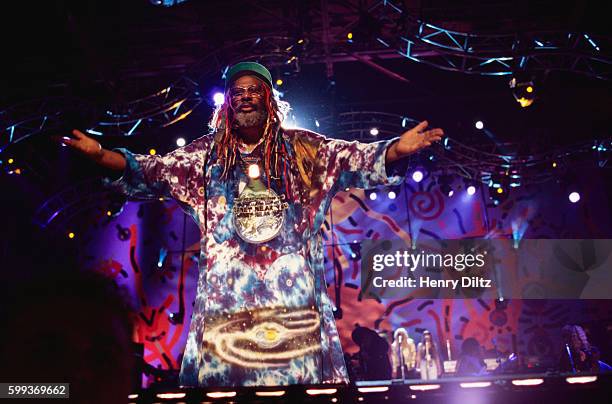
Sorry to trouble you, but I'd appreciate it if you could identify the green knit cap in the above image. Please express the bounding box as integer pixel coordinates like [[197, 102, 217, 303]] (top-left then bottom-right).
[[225, 61, 273, 89]]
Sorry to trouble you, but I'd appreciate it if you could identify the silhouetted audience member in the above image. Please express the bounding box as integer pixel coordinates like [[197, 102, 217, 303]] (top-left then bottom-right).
[[456, 337, 487, 376], [0, 270, 134, 404], [351, 325, 392, 380]]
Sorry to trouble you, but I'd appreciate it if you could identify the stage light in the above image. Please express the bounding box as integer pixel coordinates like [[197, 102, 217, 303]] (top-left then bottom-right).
[[443, 137, 450, 149], [306, 388, 337, 396], [107, 195, 127, 218], [412, 170, 424, 183], [86, 129, 103, 136], [569, 192, 580, 203], [127, 394, 138, 399], [460, 381, 491, 388], [497, 187, 503, 194], [369, 192, 377, 201], [176, 137, 186, 147], [467, 185, 476, 195], [388, 191, 396, 199], [68, 232, 75, 239], [370, 127, 379, 136], [8, 158, 14, 164], [358, 387, 389, 393], [438, 174, 453, 196], [207, 391, 237, 398], [276, 78, 283, 86], [509, 76, 536, 108], [475, 120, 484, 130], [566, 376, 597, 384], [149, 148, 156, 155], [347, 32, 353, 40], [156, 392, 186, 399], [256, 391, 286, 397], [248, 164, 260, 179], [552, 161, 557, 168], [315, 119, 320, 128], [512, 378, 544, 386], [213, 92, 225, 106], [157, 248, 168, 268], [409, 384, 440, 391]]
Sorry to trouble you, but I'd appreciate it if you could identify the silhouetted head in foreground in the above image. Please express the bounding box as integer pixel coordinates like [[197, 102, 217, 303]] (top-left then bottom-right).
[[0, 270, 134, 404]]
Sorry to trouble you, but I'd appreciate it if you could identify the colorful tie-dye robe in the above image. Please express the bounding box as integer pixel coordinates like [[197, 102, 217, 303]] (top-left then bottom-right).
[[109, 128, 402, 386]]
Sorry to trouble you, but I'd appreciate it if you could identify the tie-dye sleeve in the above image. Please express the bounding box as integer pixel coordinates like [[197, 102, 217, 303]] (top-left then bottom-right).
[[315, 137, 406, 193], [105, 135, 211, 206]]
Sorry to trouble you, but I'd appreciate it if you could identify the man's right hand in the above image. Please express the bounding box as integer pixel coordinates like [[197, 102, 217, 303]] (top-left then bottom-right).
[[61, 129, 104, 161], [61, 129, 126, 171]]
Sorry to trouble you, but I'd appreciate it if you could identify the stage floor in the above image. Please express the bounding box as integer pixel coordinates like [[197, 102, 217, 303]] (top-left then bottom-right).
[[129, 372, 611, 403]]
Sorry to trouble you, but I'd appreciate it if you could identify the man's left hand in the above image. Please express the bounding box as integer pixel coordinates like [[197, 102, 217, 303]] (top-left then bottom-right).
[[387, 120, 444, 163]]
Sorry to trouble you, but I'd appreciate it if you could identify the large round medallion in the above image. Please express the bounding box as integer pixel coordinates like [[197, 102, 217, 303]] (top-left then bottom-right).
[[233, 184, 288, 243]]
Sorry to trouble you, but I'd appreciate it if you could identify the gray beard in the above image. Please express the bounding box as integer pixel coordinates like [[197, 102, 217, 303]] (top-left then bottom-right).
[[233, 110, 268, 128]]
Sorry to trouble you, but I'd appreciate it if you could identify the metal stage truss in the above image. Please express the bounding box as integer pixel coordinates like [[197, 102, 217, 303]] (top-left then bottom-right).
[[30, 110, 611, 229], [2, 1, 611, 148]]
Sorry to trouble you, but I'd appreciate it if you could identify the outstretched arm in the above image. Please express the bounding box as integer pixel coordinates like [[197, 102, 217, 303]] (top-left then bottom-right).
[[385, 120, 444, 165], [61, 129, 126, 171]]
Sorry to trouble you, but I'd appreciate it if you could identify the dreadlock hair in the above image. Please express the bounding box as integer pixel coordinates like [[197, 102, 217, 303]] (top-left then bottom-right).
[[209, 79, 292, 192]]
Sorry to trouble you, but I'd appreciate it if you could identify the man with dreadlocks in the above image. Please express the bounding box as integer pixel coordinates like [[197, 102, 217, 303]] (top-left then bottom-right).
[[62, 62, 443, 386]]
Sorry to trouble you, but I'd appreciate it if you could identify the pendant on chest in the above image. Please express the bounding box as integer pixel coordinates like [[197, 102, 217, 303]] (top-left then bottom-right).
[[233, 175, 289, 244]]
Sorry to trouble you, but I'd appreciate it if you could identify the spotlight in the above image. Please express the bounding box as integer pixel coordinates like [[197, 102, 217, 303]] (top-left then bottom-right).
[[497, 187, 504, 194], [347, 32, 353, 40], [213, 92, 225, 106], [509, 76, 536, 108], [68, 232, 75, 239], [467, 185, 476, 195], [176, 137, 186, 147], [149, 148, 157, 155], [370, 127, 379, 136], [248, 164, 260, 179], [388, 191, 396, 199], [157, 247, 168, 268], [412, 170, 424, 183], [475, 121, 484, 130], [369, 192, 377, 201], [569, 192, 580, 203], [448, 190, 454, 197], [8, 158, 14, 164], [276, 78, 283, 86]]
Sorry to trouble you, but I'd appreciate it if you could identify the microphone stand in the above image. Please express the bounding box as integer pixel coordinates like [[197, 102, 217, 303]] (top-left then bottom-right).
[[398, 335, 406, 382], [565, 344, 576, 373]]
